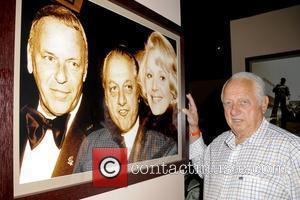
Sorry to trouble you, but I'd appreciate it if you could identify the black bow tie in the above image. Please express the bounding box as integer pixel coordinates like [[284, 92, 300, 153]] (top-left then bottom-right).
[[24, 106, 69, 150]]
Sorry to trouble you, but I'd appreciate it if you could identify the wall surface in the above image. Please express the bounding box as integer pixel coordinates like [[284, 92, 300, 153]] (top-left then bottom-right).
[[83, 174, 184, 200], [81, 0, 184, 199], [230, 5, 300, 73], [134, 0, 181, 26]]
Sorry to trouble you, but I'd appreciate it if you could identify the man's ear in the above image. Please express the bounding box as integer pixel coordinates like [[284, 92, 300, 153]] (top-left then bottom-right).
[[82, 61, 88, 82], [27, 44, 33, 74], [262, 96, 269, 113]]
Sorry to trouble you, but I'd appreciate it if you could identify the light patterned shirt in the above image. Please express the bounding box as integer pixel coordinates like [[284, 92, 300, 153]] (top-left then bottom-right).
[[190, 118, 300, 199]]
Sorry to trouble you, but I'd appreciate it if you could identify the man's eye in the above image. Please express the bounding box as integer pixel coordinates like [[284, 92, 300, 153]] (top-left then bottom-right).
[[125, 84, 133, 92], [146, 73, 152, 79], [240, 100, 249, 106], [69, 61, 79, 68], [43, 55, 55, 62], [109, 86, 118, 93], [223, 102, 232, 107]]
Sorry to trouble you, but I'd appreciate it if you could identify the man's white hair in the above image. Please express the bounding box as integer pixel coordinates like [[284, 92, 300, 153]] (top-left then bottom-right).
[[221, 72, 266, 104]]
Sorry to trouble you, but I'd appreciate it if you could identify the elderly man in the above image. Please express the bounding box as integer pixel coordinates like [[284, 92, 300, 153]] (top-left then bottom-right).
[[74, 48, 177, 173], [183, 72, 300, 199], [20, 5, 94, 183]]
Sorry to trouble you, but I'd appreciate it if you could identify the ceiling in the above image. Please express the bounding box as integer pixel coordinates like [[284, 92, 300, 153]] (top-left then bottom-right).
[[182, 0, 300, 20]]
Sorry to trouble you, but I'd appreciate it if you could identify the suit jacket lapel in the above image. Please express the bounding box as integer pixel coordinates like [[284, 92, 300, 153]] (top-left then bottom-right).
[[52, 96, 94, 177]]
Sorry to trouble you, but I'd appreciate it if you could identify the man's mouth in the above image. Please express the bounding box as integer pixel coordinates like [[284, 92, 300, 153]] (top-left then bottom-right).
[[232, 118, 243, 123], [119, 109, 129, 117], [50, 88, 70, 98]]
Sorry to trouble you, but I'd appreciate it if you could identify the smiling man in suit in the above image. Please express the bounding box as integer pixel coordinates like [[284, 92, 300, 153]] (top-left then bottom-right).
[[19, 5, 94, 183]]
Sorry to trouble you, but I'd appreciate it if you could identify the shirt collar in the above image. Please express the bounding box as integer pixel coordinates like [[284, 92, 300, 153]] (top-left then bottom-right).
[[37, 94, 83, 134], [246, 117, 269, 145], [122, 117, 139, 152]]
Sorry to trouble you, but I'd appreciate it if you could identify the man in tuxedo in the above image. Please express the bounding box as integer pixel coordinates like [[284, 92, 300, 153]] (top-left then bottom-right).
[[74, 48, 177, 172], [19, 5, 93, 183]]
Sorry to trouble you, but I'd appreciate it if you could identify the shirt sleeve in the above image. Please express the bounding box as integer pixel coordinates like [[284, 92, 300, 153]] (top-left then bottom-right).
[[289, 145, 300, 199], [189, 136, 207, 178]]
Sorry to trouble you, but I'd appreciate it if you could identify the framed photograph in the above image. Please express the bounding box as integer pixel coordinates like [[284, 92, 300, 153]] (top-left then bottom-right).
[[246, 50, 300, 135], [56, 0, 84, 13], [11, 0, 186, 199]]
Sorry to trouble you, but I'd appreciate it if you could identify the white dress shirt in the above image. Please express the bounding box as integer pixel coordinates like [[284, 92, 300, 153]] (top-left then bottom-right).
[[190, 118, 300, 199], [19, 96, 82, 184], [122, 117, 139, 158]]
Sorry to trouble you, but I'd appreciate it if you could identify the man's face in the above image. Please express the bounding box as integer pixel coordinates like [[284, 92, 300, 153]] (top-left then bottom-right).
[[222, 79, 268, 138], [145, 49, 173, 115], [104, 56, 139, 132], [27, 17, 87, 117]]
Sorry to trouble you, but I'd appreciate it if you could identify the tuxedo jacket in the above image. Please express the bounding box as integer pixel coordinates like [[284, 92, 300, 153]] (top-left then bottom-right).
[[73, 122, 177, 173], [20, 96, 97, 177]]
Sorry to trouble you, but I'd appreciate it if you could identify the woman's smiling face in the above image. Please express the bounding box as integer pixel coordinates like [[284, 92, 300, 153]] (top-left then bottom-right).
[[144, 49, 173, 115]]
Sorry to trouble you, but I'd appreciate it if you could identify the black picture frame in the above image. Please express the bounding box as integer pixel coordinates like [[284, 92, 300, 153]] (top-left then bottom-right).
[[246, 49, 300, 135]]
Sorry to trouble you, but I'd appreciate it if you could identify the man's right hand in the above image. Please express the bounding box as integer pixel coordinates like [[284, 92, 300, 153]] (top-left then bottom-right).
[[182, 93, 201, 144]]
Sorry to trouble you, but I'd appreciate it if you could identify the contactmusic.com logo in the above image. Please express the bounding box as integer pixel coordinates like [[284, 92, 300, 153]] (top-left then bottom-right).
[[93, 148, 128, 188]]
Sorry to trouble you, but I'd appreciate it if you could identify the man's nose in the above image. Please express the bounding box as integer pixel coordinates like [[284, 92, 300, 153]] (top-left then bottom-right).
[[54, 62, 67, 84], [230, 103, 241, 116], [118, 90, 127, 106]]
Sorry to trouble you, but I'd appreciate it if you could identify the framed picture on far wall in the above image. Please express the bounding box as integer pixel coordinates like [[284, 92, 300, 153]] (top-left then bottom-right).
[[11, 0, 186, 199], [56, 0, 84, 12], [246, 50, 300, 135]]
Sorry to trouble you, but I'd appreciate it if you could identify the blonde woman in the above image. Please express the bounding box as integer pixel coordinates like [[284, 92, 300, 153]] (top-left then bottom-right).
[[137, 31, 178, 141]]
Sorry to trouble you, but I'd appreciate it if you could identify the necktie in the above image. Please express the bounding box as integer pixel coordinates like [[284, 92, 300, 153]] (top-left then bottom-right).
[[24, 106, 69, 150]]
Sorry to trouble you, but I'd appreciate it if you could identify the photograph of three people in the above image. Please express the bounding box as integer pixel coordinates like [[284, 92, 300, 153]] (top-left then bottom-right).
[[14, 0, 183, 197]]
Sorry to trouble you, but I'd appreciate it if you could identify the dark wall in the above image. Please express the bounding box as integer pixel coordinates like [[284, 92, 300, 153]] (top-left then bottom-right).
[[181, 2, 232, 144], [181, 2, 232, 82]]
